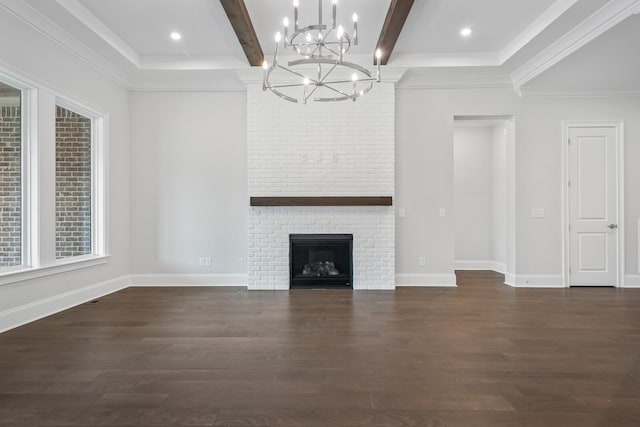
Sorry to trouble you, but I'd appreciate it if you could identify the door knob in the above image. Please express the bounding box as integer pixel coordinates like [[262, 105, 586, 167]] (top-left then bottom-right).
[[607, 224, 618, 229]]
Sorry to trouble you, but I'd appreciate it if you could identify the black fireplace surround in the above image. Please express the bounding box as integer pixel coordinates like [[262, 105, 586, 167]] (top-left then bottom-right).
[[289, 234, 353, 289]]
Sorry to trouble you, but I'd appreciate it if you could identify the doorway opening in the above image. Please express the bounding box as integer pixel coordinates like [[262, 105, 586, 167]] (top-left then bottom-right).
[[453, 115, 515, 284]]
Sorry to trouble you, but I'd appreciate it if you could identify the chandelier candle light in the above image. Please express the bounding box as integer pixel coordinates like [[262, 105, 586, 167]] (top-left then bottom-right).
[[262, 0, 382, 104]]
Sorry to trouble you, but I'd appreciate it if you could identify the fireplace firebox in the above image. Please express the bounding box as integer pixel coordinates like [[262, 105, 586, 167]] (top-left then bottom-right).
[[289, 234, 353, 289]]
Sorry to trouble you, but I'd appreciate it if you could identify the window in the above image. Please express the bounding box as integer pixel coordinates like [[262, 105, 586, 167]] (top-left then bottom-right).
[[0, 71, 107, 283], [55, 104, 95, 259], [0, 81, 23, 268]]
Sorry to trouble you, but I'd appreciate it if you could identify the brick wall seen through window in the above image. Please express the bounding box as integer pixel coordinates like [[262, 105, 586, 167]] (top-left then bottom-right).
[[55, 106, 92, 259], [0, 100, 22, 267]]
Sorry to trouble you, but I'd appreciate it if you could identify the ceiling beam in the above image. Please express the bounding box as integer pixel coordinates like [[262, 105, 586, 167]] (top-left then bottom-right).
[[219, 0, 263, 66], [511, 0, 640, 91], [375, 0, 414, 65]]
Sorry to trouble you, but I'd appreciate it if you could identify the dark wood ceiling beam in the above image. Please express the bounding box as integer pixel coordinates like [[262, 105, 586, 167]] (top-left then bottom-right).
[[375, 0, 414, 65], [219, 0, 264, 66]]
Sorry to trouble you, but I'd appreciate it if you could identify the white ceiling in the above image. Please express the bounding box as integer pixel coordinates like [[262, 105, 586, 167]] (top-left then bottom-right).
[[9, 0, 640, 93], [523, 13, 640, 94], [397, 0, 557, 54], [500, 0, 610, 72], [246, 0, 390, 57], [80, 0, 243, 57]]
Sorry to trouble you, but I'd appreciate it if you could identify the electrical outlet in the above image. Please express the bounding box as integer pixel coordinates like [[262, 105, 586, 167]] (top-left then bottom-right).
[[238, 257, 244, 267], [419, 256, 426, 266], [398, 208, 406, 218], [199, 257, 205, 266], [439, 208, 446, 218], [205, 257, 212, 267]]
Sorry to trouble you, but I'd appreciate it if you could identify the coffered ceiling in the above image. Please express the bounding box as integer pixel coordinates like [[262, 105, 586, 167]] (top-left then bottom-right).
[[4, 0, 640, 94]]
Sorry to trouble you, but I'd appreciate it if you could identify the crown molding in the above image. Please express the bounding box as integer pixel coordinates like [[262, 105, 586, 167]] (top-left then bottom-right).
[[236, 64, 515, 91], [139, 55, 249, 71], [518, 86, 640, 98], [511, 0, 640, 90], [129, 72, 246, 92], [55, 0, 141, 68], [397, 71, 513, 90], [0, 0, 132, 87], [389, 52, 501, 68], [499, 0, 579, 64], [397, 82, 514, 90], [129, 86, 246, 93]]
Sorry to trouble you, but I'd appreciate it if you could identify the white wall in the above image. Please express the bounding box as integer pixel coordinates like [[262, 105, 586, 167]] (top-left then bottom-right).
[[396, 87, 640, 286], [492, 123, 508, 270], [0, 8, 130, 319], [516, 96, 640, 282], [396, 89, 517, 282], [453, 126, 494, 264], [129, 91, 247, 281]]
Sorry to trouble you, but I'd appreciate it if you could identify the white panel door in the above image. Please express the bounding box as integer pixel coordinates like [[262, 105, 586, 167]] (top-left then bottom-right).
[[568, 127, 618, 286]]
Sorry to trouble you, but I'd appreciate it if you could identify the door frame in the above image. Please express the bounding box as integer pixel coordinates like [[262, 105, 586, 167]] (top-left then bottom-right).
[[562, 121, 625, 288]]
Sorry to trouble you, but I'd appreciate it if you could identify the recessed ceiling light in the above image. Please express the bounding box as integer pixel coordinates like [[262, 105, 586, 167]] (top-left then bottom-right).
[[170, 31, 182, 41], [460, 27, 472, 37]]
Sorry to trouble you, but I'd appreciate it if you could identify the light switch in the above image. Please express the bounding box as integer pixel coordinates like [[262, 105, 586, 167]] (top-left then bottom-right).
[[398, 208, 406, 218], [531, 208, 545, 218], [439, 208, 446, 218]]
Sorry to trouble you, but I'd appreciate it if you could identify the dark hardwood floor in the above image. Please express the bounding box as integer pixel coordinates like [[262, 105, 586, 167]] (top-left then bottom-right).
[[1, 271, 639, 426]]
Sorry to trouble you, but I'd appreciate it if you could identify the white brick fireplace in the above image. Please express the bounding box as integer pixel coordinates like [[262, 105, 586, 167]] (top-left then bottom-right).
[[246, 81, 397, 290]]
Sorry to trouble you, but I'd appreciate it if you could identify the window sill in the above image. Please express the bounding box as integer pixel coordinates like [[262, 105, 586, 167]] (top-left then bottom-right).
[[0, 255, 110, 287]]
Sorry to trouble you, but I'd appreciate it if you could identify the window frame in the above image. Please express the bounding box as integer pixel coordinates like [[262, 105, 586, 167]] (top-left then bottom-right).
[[0, 72, 33, 273], [54, 97, 107, 263], [0, 67, 109, 286]]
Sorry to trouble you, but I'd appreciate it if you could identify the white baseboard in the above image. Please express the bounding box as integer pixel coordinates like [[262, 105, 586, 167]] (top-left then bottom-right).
[[455, 260, 506, 273], [129, 274, 248, 287], [493, 262, 507, 274], [504, 274, 640, 288], [358, 285, 396, 291], [395, 273, 457, 287], [0, 275, 129, 333], [455, 260, 493, 270], [624, 275, 640, 288], [504, 274, 565, 288]]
